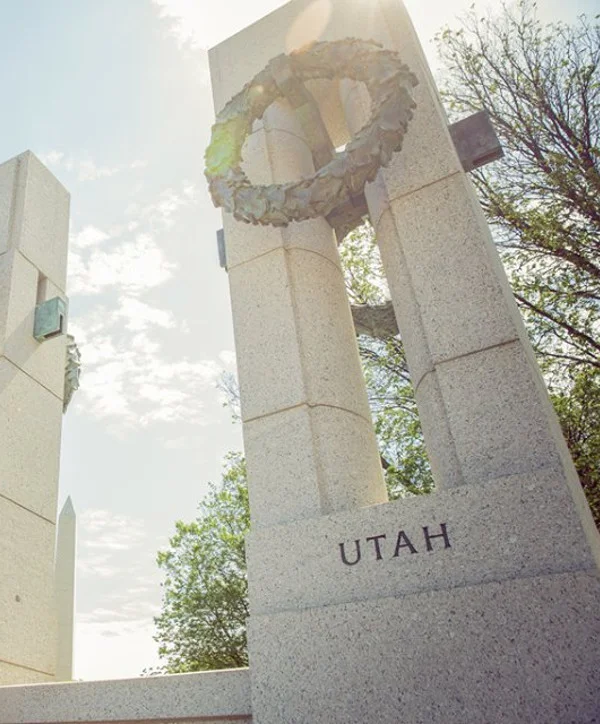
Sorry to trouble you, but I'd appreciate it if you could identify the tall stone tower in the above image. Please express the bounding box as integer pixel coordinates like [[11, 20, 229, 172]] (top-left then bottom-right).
[[208, 1, 600, 721], [0, 151, 70, 684], [55, 496, 76, 682]]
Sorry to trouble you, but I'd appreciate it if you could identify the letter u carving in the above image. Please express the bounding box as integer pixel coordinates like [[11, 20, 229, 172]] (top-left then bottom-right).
[[339, 540, 361, 566]]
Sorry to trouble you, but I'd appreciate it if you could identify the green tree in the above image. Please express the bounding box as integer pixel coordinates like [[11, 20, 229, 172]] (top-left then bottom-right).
[[340, 224, 434, 497], [437, 1, 600, 376], [435, 0, 600, 524], [551, 368, 600, 524], [154, 453, 250, 672]]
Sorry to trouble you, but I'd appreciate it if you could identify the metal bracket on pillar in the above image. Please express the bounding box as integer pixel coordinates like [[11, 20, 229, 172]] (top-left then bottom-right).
[[448, 110, 503, 172], [33, 297, 67, 342], [351, 300, 399, 338], [326, 193, 369, 244], [328, 110, 504, 243]]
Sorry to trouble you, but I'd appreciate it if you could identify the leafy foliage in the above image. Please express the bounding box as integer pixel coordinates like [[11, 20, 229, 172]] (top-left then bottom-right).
[[436, 0, 600, 526], [339, 225, 434, 497], [436, 1, 600, 375], [154, 453, 249, 672], [550, 369, 600, 525]]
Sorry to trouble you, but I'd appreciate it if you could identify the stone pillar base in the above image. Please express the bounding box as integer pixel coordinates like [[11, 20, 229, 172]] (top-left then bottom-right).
[[248, 569, 599, 724], [246, 468, 599, 724]]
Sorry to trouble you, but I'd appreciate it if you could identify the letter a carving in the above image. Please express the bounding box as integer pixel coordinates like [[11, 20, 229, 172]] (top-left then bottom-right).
[[393, 530, 417, 556]]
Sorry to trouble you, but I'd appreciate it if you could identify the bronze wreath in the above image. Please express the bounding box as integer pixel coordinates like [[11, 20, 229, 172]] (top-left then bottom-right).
[[205, 39, 418, 227]]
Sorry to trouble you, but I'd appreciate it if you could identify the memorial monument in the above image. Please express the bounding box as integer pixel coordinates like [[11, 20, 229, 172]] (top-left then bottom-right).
[[55, 496, 77, 681], [0, 1, 598, 722], [0, 151, 76, 685], [207, 0, 600, 721]]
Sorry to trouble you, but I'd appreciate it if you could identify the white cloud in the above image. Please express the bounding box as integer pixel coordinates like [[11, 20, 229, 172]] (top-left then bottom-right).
[[77, 553, 121, 579], [38, 151, 147, 182], [74, 617, 162, 680], [70, 313, 221, 429], [66, 181, 229, 433], [74, 511, 163, 679], [218, 349, 236, 368], [151, 0, 285, 49], [39, 150, 65, 166], [152, 0, 209, 48], [78, 608, 126, 624], [126, 185, 197, 230], [75, 510, 148, 583], [71, 225, 111, 250], [80, 509, 147, 549], [137, 383, 186, 405], [77, 159, 120, 182], [69, 233, 176, 296], [79, 599, 160, 624], [74, 509, 164, 679], [115, 297, 176, 332], [162, 433, 210, 450]]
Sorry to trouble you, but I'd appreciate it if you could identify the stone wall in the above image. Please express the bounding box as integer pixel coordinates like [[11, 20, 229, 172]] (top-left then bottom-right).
[[0, 670, 252, 723]]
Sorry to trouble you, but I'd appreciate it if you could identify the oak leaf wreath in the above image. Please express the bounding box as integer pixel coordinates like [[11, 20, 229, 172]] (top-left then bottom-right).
[[205, 39, 418, 227]]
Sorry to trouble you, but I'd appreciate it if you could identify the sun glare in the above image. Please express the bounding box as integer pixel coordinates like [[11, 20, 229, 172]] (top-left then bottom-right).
[[285, 0, 333, 52]]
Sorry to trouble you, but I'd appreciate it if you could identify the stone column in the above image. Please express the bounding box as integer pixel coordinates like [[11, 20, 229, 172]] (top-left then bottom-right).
[[55, 497, 76, 682], [341, 0, 592, 507], [210, 3, 600, 722], [219, 99, 387, 529], [0, 151, 69, 684]]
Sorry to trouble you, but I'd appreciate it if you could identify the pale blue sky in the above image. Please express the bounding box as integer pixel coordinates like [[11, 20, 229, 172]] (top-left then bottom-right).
[[1, 0, 598, 681]]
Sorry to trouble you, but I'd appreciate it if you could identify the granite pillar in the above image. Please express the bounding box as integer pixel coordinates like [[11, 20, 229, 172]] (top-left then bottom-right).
[[216, 92, 387, 531], [0, 151, 70, 684], [341, 1, 586, 499], [209, 2, 600, 722]]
